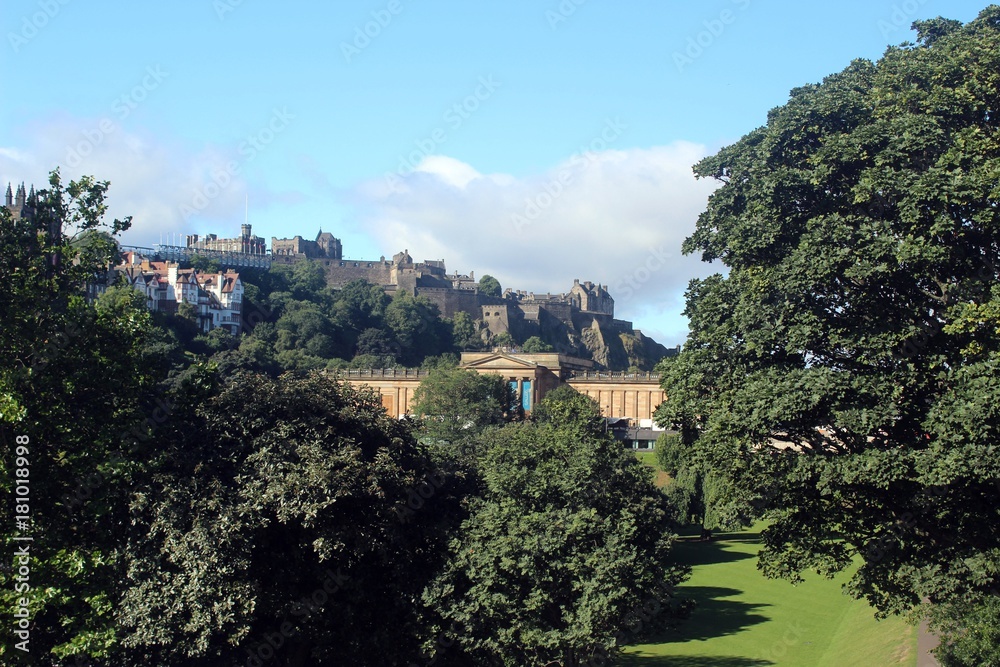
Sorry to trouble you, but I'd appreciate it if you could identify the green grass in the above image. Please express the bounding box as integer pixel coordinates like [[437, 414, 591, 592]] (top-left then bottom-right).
[[619, 528, 917, 666]]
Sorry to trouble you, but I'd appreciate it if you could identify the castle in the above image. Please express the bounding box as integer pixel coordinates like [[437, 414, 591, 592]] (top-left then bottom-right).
[[186, 224, 266, 255], [264, 229, 635, 349], [5, 183, 36, 220]]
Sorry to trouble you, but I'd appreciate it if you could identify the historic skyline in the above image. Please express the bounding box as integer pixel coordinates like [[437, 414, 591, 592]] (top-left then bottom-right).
[[0, 0, 987, 344]]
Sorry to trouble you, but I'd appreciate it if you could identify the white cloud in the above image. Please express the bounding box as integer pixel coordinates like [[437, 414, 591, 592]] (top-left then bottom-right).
[[351, 142, 723, 344], [0, 115, 278, 247]]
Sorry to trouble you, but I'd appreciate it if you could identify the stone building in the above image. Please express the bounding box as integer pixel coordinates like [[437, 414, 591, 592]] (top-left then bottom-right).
[[186, 223, 266, 255], [4, 182, 35, 221], [271, 229, 342, 259], [333, 350, 667, 440]]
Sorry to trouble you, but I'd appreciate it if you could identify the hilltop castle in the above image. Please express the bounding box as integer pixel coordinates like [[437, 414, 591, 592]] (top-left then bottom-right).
[[268, 229, 633, 349]]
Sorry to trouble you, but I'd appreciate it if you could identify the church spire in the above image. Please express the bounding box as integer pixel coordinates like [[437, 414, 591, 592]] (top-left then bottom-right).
[[4, 183, 11, 207]]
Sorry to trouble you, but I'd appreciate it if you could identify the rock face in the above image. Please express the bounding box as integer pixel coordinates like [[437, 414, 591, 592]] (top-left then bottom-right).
[[484, 315, 676, 371], [577, 320, 674, 371]]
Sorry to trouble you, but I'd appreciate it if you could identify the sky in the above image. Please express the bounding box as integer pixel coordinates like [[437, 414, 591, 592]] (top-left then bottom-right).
[[0, 0, 991, 346]]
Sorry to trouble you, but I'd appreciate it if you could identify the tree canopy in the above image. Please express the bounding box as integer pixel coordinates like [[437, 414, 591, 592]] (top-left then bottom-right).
[[411, 367, 515, 448], [657, 9, 1000, 664], [421, 404, 689, 665], [477, 274, 502, 298]]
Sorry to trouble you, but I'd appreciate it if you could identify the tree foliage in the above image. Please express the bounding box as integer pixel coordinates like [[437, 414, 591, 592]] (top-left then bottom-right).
[[119, 370, 465, 666], [421, 412, 690, 665], [477, 274, 501, 298], [0, 171, 164, 663], [658, 10, 1000, 664], [411, 367, 515, 448]]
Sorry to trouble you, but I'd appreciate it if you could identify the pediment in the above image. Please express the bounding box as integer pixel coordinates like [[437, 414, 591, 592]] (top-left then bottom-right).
[[461, 353, 538, 370]]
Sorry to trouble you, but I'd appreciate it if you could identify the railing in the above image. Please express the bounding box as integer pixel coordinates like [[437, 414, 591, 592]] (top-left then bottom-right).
[[568, 371, 661, 382], [121, 244, 272, 270], [328, 368, 430, 379]]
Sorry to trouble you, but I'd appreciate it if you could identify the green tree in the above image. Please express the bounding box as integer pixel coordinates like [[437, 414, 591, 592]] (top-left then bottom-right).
[[521, 335, 553, 353], [0, 171, 164, 663], [118, 370, 466, 666], [659, 10, 1000, 664], [411, 367, 514, 447], [188, 254, 220, 273], [448, 311, 483, 351], [289, 259, 328, 301], [532, 384, 603, 436], [384, 291, 446, 365], [478, 274, 501, 298], [491, 331, 515, 349], [420, 415, 690, 665], [331, 279, 389, 333]]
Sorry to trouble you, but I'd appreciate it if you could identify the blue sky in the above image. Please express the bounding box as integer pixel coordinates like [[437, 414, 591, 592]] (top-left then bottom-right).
[[1, 0, 991, 345]]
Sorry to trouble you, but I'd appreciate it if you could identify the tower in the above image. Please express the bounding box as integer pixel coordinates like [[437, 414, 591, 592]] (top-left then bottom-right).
[[5, 183, 11, 207]]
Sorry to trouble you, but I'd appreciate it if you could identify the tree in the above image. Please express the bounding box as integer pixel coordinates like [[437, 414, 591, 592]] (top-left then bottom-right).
[[188, 254, 220, 273], [118, 370, 466, 666], [0, 171, 165, 663], [531, 384, 603, 436], [420, 414, 690, 665], [289, 259, 328, 301], [478, 274, 501, 298], [658, 10, 1000, 664], [331, 279, 389, 333], [411, 367, 514, 447], [449, 311, 483, 351], [521, 335, 553, 353], [384, 291, 447, 365], [355, 327, 398, 358]]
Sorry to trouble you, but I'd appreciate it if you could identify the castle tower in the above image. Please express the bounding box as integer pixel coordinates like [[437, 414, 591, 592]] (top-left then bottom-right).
[[241, 223, 251, 239], [15, 183, 26, 208], [5, 184, 11, 207]]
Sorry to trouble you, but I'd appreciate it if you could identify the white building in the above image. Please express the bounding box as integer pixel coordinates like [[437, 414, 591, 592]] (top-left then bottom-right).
[[119, 253, 244, 335]]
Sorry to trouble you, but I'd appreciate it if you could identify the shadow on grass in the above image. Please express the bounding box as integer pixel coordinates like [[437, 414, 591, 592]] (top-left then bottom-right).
[[671, 540, 758, 568], [663, 586, 771, 643], [618, 654, 774, 666]]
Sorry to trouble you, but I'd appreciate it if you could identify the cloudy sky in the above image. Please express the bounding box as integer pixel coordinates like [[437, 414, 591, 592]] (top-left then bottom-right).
[[1, 0, 989, 344]]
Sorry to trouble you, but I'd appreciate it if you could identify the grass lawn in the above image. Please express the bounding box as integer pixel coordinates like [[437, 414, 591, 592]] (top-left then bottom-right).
[[619, 527, 917, 666], [634, 450, 671, 488]]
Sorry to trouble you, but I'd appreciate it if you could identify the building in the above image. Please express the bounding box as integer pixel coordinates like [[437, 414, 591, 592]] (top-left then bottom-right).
[[5, 182, 35, 221], [271, 229, 342, 259], [118, 253, 244, 334], [186, 223, 266, 255], [333, 350, 668, 441]]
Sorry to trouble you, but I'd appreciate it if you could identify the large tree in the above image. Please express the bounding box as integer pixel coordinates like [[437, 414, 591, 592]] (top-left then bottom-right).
[[657, 10, 1000, 665], [421, 389, 689, 666], [0, 171, 164, 663], [118, 370, 466, 666]]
